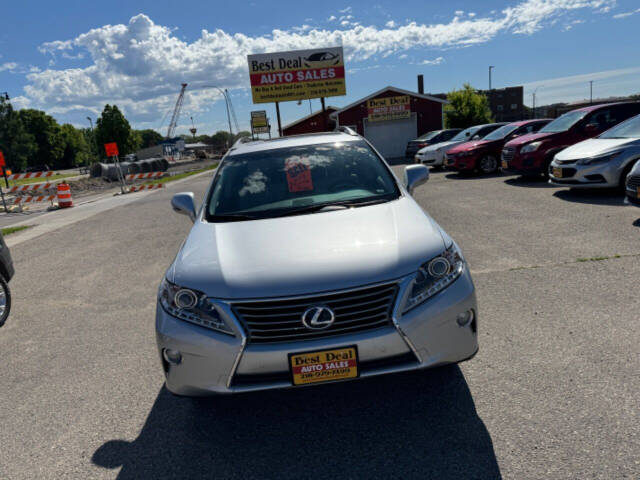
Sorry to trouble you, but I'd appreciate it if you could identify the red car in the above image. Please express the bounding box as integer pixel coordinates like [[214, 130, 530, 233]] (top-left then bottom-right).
[[445, 119, 550, 174], [502, 102, 640, 176]]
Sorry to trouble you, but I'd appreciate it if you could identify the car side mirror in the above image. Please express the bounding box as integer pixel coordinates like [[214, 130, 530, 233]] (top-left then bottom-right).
[[584, 123, 599, 135], [404, 165, 429, 195], [171, 192, 196, 222]]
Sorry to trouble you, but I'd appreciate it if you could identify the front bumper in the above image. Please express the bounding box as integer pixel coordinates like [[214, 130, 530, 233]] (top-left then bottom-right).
[[446, 154, 478, 172], [415, 151, 445, 166], [548, 160, 619, 188], [156, 270, 478, 396], [502, 152, 544, 174]]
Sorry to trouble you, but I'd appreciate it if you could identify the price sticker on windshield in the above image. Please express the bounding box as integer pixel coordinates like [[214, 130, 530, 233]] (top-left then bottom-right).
[[285, 157, 313, 192]]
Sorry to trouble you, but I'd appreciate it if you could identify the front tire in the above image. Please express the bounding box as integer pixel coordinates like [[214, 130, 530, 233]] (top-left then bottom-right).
[[0, 275, 11, 328], [478, 155, 498, 174]]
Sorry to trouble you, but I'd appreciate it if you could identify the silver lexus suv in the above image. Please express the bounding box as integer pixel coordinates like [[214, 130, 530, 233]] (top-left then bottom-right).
[[156, 131, 478, 395]]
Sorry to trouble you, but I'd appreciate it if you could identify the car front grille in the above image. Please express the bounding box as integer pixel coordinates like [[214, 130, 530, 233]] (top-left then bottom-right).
[[232, 282, 399, 344], [555, 158, 577, 165], [626, 174, 640, 189], [501, 147, 515, 162]]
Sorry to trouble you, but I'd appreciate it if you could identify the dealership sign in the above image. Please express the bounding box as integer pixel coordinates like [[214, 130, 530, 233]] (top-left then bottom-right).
[[250, 110, 270, 133], [247, 47, 346, 104], [367, 95, 411, 122]]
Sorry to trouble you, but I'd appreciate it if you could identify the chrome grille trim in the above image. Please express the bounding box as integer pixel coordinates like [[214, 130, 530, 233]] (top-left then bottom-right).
[[232, 282, 399, 344], [626, 174, 640, 189], [501, 147, 515, 162]]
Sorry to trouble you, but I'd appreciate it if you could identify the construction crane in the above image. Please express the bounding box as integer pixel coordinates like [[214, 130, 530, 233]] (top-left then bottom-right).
[[166, 83, 187, 139]]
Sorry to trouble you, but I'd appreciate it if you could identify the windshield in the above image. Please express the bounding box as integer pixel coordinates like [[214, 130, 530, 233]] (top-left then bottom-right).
[[539, 111, 586, 133], [451, 126, 480, 142], [483, 124, 519, 141], [417, 131, 440, 141], [599, 114, 640, 139], [206, 140, 400, 221]]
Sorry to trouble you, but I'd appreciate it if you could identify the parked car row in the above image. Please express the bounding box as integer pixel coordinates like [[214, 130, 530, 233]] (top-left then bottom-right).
[[411, 101, 640, 201]]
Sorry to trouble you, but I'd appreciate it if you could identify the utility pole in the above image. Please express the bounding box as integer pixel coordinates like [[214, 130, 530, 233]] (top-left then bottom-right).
[[589, 80, 593, 104], [532, 92, 536, 118], [87, 116, 99, 163], [489, 66, 494, 91]]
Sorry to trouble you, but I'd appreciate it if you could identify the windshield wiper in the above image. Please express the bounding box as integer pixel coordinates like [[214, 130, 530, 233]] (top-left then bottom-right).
[[271, 197, 392, 218], [207, 213, 259, 222]]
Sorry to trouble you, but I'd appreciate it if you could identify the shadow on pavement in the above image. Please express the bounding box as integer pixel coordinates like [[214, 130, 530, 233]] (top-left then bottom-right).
[[93, 365, 501, 480], [445, 172, 505, 180], [503, 176, 556, 188], [552, 188, 626, 206]]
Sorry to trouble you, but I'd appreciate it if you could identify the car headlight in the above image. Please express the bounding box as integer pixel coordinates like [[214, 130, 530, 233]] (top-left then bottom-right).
[[158, 278, 234, 335], [520, 142, 542, 154], [458, 150, 476, 157], [576, 151, 621, 165], [403, 243, 465, 313]]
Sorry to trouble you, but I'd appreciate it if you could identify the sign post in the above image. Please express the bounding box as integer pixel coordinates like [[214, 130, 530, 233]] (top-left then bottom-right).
[[104, 142, 127, 194], [247, 46, 347, 136]]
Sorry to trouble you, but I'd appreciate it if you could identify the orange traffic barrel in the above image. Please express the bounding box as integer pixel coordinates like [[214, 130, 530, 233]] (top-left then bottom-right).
[[57, 183, 73, 208]]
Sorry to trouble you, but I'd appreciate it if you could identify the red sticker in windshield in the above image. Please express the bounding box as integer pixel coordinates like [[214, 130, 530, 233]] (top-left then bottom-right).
[[285, 157, 313, 192]]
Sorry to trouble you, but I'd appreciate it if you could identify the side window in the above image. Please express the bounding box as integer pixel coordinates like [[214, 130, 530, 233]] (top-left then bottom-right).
[[586, 108, 615, 129]]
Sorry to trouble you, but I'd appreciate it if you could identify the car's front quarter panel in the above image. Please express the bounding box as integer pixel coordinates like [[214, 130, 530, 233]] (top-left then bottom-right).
[[397, 268, 478, 365]]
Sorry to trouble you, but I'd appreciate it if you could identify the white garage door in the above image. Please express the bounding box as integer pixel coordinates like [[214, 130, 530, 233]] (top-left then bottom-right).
[[363, 114, 417, 159]]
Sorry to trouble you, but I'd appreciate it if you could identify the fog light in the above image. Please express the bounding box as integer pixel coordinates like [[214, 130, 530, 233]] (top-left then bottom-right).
[[456, 310, 474, 327], [163, 348, 182, 365]]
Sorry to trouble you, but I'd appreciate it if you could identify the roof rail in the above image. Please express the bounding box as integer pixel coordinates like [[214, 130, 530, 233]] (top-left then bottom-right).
[[334, 126, 359, 136]]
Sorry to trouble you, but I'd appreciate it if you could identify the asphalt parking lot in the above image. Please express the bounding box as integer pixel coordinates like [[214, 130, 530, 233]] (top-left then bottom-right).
[[0, 165, 638, 479]]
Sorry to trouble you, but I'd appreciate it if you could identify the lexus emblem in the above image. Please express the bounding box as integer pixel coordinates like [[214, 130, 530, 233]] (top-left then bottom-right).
[[301, 306, 335, 330]]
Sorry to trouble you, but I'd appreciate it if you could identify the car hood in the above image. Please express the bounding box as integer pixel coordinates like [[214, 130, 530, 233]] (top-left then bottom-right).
[[169, 197, 446, 299], [555, 137, 639, 160], [505, 131, 557, 148], [447, 140, 492, 154], [418, 140, 460, 154]]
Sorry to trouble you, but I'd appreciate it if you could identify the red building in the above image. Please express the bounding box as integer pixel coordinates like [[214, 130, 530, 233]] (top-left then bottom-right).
[[330, 86, 448, 158], [282, 107, 338, 136]]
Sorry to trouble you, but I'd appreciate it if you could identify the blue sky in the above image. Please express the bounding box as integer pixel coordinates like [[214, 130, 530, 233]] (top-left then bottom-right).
[[1, 0, 640, 136]]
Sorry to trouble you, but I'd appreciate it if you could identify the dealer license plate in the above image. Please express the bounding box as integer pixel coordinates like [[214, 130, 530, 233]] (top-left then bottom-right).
[[501, 159, 508, 169], [552, 167, 563, 178], [289, 346, 359, 386]]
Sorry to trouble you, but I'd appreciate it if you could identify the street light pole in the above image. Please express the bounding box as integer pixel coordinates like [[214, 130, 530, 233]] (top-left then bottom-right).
[[489, 66, 494, 91], [201, 85, 234, 148], [532, 85, 543, 119], [589, 80, 593, 104]]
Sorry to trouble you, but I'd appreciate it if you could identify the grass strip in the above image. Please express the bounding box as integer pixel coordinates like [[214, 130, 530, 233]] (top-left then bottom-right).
[[1, 225, 32, 236]]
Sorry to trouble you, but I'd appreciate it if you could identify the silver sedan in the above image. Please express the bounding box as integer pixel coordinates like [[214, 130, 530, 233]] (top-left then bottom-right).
[[549, 114, 640, 189], [156, 131, 478, 396]]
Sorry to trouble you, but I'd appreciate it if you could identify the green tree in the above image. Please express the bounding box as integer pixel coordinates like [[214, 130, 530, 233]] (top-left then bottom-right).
[[60, 124, 90, 168], [0, 98, 36, 171], [137, 129, 164, 149], [94, 104, 139, 157], [19, 109, 65, 168], [209, 130, 234, 150], [444, 84, 494, 128]]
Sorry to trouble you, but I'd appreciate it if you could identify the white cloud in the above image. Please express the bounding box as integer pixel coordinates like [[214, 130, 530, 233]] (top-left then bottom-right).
[[385, 20, 396, 28], [613, 8, 640, 19], [421, 56, 445, 65], [0, 62, 18, 72], [25, 0, 615, 124], [327, 15, 337, 21]]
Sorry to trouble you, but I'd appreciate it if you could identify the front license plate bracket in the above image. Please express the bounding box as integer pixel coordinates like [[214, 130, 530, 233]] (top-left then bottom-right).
[[288, 346, 359, 386]]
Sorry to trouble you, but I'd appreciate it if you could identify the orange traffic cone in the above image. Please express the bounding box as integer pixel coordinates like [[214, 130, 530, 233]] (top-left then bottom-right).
[[57, 183, 73, 208]]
